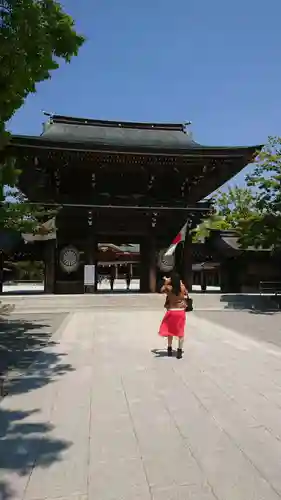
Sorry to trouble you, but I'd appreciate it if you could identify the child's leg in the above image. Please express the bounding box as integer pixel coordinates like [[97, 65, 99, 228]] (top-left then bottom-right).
[[178, 337, 184, 350], [167, 336, 173, 356], [177, 337, 184, 359]]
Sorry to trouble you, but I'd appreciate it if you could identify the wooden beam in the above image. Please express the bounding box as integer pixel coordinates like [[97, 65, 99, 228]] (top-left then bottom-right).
[[26, 201, 211, 213]]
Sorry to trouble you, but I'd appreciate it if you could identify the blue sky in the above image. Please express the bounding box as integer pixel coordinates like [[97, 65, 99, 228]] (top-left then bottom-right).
[[8, 0, 281, 188]]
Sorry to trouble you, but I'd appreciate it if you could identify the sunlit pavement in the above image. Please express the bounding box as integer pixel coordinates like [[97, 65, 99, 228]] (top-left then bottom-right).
[[3, 279, 141, 294], [1, 302, 281, 499], [2, 280, 220, 294]]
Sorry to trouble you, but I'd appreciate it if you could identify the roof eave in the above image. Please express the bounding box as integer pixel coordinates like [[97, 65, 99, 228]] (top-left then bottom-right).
[[8, 135, 263, 158]]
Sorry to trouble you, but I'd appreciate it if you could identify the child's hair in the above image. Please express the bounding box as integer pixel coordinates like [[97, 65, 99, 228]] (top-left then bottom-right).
[[170, 272, 181, 296]]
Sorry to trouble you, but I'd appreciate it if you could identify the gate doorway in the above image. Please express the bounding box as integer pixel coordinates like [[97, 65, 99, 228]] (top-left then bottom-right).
[[192, 263, 221, 292], [96, 243, 140, 293]]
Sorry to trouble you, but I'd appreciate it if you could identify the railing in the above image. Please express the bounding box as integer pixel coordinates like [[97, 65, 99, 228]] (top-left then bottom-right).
[[259, 281, 281, 295]]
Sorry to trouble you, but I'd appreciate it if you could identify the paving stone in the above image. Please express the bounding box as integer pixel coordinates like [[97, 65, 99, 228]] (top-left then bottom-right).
[[90, 423, 139, 461], [88, 457, 150, 500], [35, 496, 87, 500], [151, 483, 217, 500], [23, 441, 88, 500], [143, 447, 204, 489], [2, 304, 281, 500]]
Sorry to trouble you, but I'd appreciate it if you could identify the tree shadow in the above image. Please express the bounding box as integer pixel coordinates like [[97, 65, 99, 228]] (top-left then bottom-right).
[[0, 317, 73, 393], [0, 480, 14, 500], [0, 407, 71, 499], [219, 294, 281, 315], [0, 314, 74, 499], [0, 408, 71, 471]]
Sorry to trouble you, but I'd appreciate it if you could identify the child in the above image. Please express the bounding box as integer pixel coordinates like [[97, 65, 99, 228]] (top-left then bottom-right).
[[159, 272, 188, 359]]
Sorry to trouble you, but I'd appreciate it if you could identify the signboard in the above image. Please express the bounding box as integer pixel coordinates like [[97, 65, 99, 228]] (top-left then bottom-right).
[[84, 265, 96, 286]]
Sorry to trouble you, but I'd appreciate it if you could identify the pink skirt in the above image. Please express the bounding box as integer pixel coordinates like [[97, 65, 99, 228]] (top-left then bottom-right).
[[159, 310, 186, 338]]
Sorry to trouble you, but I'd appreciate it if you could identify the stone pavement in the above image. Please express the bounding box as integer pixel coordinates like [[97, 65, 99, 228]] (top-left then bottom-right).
[[1, 307, 281, 499]]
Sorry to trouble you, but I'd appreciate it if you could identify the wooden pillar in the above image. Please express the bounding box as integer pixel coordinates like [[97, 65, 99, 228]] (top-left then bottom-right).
[[85, 215, 97, 293], [149, 235, 157, 293], [140, 239, 147, 293], [84, 211, 100, 293], [140, 234, 156, 293], [94, 241, 99, 293], [44, 240, 56, 294], [0, 251, 3, 294], [182, 226, 193, 292]]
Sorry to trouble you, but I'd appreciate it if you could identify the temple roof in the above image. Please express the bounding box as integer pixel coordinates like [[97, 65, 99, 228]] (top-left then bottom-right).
[[9, 114, 262, 156], [6, 115, 264, 210], [41, 115, 198, 151], [208, 230, 269, 254]]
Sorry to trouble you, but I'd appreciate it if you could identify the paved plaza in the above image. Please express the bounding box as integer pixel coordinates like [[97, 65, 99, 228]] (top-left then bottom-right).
[[1, 301, 281, 499]]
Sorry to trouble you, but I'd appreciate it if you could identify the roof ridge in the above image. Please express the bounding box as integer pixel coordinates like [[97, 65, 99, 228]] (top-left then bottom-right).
[[50, 114, 190, 132]]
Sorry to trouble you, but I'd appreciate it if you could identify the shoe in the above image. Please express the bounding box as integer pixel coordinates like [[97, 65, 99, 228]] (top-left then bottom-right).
[[167, 346, 173, 357], [176, 348, 183, 359]]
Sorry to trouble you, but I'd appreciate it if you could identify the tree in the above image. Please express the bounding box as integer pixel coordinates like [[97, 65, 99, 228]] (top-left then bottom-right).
[[193, 186, 258, 242], [0, 0, 85, 138], [0, 0, 85, 230], [240, 136, 281, 252]]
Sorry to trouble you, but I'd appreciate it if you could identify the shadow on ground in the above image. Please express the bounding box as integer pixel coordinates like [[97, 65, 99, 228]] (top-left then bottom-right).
[[0, 480, 14, 500], [0, 408, 72, 499], [0, 314, 74, 500], [220, 294, 281, 315], [151, 348, 169, 358], [0, 316, 73, 393]]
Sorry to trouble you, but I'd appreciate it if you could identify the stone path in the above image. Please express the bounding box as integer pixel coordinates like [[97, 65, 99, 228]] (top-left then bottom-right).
[[1, 307, 281, 499]]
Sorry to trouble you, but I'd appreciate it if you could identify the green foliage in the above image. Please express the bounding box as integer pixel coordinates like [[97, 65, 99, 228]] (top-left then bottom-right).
[[0, 0, 85, 232], [0, 0, 85, 128], [246, 137, 281, 213], [240, 136, 281, 251], [239, 213, 281, 251], [9, 260, 44, 281], [194, 137, 281, 252], [3, 198, 58, 232], [192, 215, 229, 242], [213, 187, 258, 224], [2, 168, 58, 232], [193, 186, 258, 242]]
